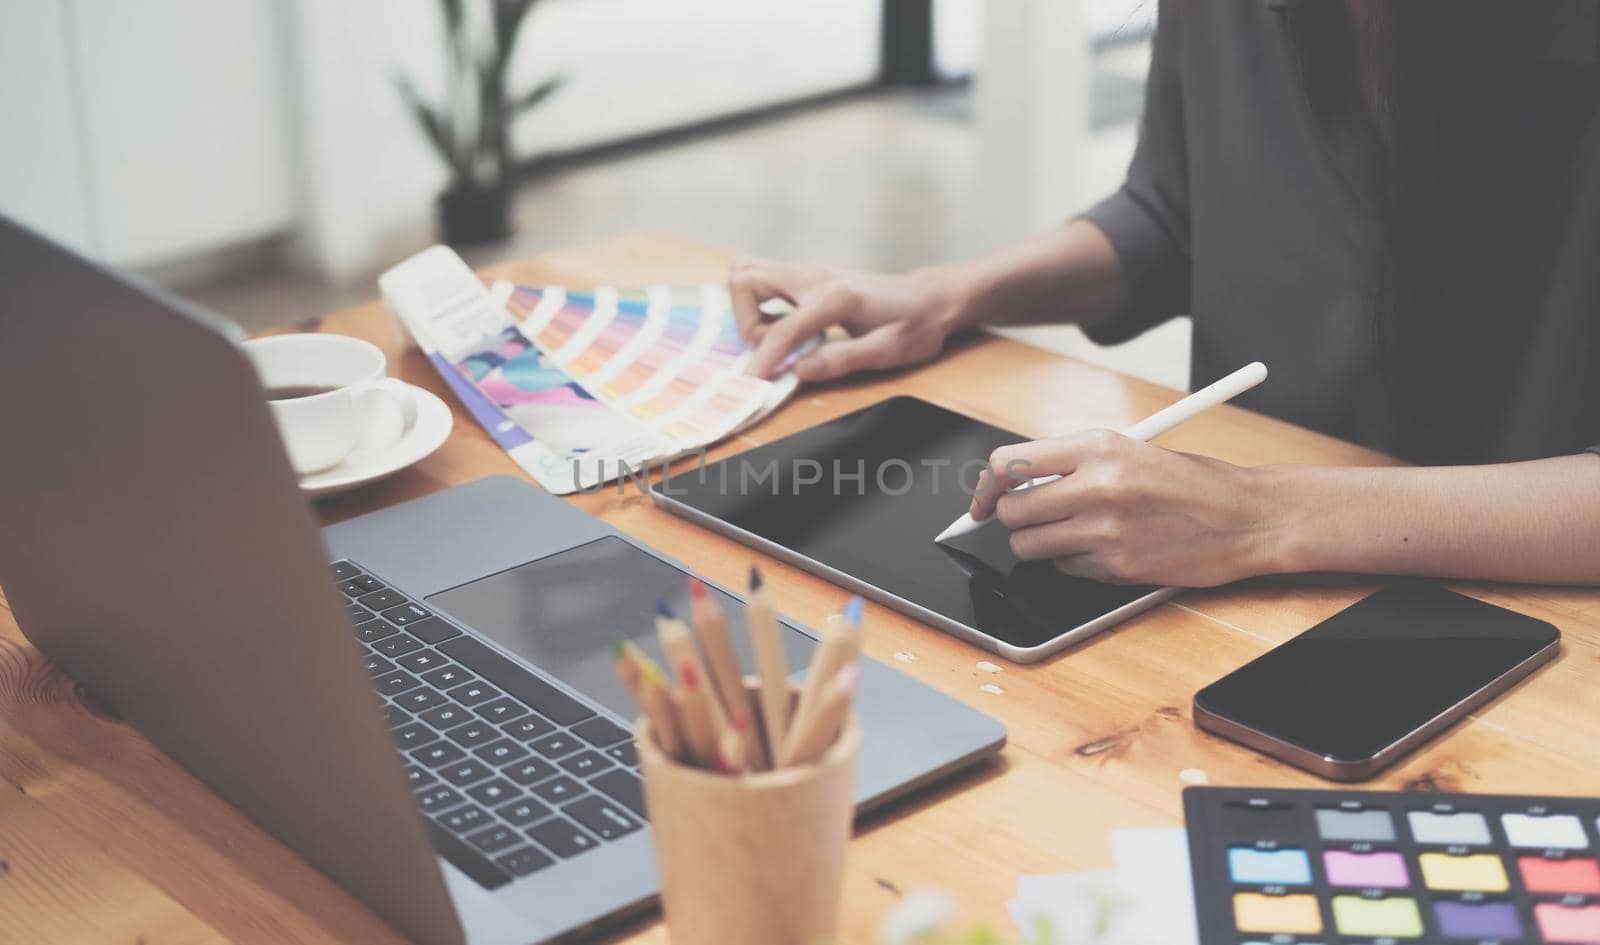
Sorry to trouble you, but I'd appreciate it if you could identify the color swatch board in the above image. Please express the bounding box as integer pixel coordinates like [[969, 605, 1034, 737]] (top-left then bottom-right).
[[1184, 786, 1600, 944], [502, 282, 798, 457]]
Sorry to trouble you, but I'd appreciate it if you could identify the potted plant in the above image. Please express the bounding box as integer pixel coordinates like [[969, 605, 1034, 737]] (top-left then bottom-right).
[[394, 0, 566, 245]]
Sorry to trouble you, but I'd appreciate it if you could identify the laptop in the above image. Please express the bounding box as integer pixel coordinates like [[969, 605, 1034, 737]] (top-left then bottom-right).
[[0, 216, 1006, 945]]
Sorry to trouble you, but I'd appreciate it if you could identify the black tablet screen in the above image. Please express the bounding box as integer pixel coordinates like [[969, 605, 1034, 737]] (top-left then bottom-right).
[[655, 397, 1156, 648]]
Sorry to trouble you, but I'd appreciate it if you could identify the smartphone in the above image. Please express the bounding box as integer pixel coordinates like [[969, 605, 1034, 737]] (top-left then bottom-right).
[[1194, 584, 1559, 781]]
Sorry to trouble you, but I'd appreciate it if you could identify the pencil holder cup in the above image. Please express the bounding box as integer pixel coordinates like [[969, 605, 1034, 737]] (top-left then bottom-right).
[[637, 683, 860, 945]]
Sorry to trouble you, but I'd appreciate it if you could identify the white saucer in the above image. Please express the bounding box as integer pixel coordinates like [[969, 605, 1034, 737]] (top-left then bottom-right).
[[300, 384, 453, 498]]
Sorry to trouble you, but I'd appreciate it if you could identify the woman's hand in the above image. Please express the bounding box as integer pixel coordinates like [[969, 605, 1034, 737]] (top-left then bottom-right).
[[967, 430, 1293, 587], [728, 257, 965, 382]]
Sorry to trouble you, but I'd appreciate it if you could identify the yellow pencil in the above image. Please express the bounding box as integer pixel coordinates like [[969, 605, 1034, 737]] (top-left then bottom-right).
[[746, 566, 790, 770], [780, 595, 863, 768], [633, 656, 684, 761], [782, 663, 859, 766]]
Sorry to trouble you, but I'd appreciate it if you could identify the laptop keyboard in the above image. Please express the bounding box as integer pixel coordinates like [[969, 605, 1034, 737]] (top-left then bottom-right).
[[331, 560, 645, 890]]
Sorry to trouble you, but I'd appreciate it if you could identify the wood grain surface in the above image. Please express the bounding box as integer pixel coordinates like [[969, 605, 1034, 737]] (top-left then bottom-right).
[[2, 233, 1595, 945]]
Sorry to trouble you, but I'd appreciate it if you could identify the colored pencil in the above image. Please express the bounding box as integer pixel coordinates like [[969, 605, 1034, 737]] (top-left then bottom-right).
[[676, 663, 721, 768], [688, 578, 767, 769], [634, 656, 684, 760], [782, 663, 859, 766], [780, 595, 864, 767], [745, 566, 790, 770]]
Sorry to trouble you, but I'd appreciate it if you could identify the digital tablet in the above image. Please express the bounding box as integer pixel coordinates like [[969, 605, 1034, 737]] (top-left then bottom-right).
[[650, 396, 1175, 662]]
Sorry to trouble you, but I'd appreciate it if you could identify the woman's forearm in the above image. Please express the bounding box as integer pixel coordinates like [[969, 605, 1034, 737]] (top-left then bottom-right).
[[1253, 453, 1600, 585], [921, 219, 1127, 333]]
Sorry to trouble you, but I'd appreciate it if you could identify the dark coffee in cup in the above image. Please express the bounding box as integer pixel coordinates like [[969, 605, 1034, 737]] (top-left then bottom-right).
[[266, 384, 340, 402]]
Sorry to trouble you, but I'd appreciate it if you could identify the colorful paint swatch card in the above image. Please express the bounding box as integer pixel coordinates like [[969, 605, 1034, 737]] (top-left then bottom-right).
[[380, 247, 808, 493], [1184, 786, 1600, 944], [501, 282, 799, 450]]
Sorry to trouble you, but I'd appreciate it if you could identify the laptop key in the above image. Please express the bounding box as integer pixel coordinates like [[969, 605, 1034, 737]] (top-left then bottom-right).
[[590, 769, 645, 819], [529, 775, 583, 806], [495, 797, 552, 828], [404, 764, 436, 789], [406, 616, 462, 645], [571, 716, 630, 747], [444, 720, 498, 749], [495, 846, 554, 877], [473, 738, 529, 766], [466, 778, 520, 808], [396, 650, 446, 674], [410, 741, 466, 768], [564, 795, 640, 841], [357, 589, 407, 611], [559, 750, 612, 779], [605, 742, 638, 768], [382, 602, 432, 627], [344, 602, 374, 623], [501, 714, 557, 742], [363, 653, 395, 676], [420, 665, 473, 690], [338, 579, 370, 598], [392, 722, 436, 751], [395, 688, 447, 712], [436, 637, 596, 726], [381, 703, 411, 727], [374, 670, 420, 697], [440, 760, 494, 787], [526, 816, 598, 859], [330, 561, 360, 581], [530, 733, 581, 759], [474, 697, 528, 725], [419, 703, 472, 730], [423, 821, 510, 891], [350, 574, 386, 592], [437, 804, 492, 834], [417, 784, 467, 813], [504, 757, 559, 787], [372, 633, 423, 658], [465, 824, 522, 855], [355, 620, 399, 644], [446, 680, 499, 707]]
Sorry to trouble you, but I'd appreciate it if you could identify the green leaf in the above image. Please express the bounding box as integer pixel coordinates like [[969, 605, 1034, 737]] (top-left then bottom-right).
[[509, 74, 566, 116], [438, 0, 466, 40], [392, 71, 468, 180], [492, 0, 542, 66]]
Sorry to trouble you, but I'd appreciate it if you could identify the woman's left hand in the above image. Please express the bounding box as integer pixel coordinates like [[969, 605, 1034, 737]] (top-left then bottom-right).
[[967, 430, 1292, 587]]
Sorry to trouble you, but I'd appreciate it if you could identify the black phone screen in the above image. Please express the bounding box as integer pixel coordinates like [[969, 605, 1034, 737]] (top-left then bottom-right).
[[1195, 585, 1559, 763], [653, 396, 1156, 648]]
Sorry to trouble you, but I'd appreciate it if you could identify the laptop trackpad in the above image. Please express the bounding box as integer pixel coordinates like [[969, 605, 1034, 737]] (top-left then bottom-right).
[[426, 536, 816, 721]]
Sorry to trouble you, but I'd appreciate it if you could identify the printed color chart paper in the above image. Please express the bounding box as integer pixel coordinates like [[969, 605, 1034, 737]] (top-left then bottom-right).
[[379, 246, 800, 494], [502, 283, 797, 456]]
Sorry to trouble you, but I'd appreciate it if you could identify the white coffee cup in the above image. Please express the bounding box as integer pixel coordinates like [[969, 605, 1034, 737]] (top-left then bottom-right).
[[243, 334, 418, 476]]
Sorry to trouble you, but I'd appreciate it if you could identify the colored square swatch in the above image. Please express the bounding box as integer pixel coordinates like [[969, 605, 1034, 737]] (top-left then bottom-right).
[[1332, 895, 1424, 938], [1535, 903, 1600, 943], [1519, 856, 1600, 894], [1407, 810, 1492, 846], [1502, 812, 1588, 850], [1419, 852, 1510, 892], [1233, 892, 1323, 934], [1324, 849, 1409, 888], [1435, 901, 1523, 940], [1228, 847, 1313, 885], [1315, 808, 1397, 843]]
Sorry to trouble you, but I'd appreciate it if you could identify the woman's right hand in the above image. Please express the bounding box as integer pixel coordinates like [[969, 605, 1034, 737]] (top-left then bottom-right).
[[728, 257, 966, 382]]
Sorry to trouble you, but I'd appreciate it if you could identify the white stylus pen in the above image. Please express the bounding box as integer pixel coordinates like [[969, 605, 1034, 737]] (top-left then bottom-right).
[[933, 361, 1269, 544]]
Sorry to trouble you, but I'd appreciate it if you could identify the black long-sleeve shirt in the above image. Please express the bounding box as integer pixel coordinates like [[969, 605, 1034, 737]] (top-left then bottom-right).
[[1081, 0, 1599, 464]]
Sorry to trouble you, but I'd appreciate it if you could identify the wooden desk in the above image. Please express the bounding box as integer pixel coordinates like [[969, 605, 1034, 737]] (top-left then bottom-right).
[[3, 233, 1597, 945]]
